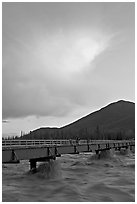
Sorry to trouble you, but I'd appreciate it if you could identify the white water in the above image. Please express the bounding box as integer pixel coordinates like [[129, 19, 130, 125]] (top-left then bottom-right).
[[2, 149, 135, 202]]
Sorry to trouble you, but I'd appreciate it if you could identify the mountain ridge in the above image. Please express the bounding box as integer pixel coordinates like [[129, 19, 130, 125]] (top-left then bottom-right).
[[61, 100, 134, 129], [20, 100, 135, 140]]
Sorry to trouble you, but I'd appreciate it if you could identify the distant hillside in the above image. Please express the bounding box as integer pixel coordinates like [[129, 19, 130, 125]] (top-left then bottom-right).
[[20, 127, 59, 140], [20, 100, 135, 140]]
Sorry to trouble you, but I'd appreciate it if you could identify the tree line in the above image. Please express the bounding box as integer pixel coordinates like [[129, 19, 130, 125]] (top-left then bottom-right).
[[2, 126, 135, 140]]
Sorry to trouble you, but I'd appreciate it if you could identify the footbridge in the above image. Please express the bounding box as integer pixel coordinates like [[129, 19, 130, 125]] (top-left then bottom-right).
[[2, 139, 135, 172]]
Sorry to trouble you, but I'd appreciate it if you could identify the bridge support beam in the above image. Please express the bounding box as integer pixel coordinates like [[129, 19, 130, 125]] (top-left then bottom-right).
[[125, 146, 129, 150], [118, 147, 121, 151], [74, 145, 79, 154], [9, 150, 20, 163], [95, 150, 101, 159], [29, 159, 37, 173]]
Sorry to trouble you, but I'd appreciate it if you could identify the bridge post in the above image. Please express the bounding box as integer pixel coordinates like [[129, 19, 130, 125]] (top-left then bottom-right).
[[87, 144, 90, 152], [118, 143, 121, 151], [125, 145, 129, 150], [106, 143, 110, 149], [87, 139, 90, 151], [98, 144, 100, 149], [29, 159, 37, 173], [95, 150, 99, 154], [55, 146, 61, 157], [74, 145, 79, 154], [95, 150, 100, 159]]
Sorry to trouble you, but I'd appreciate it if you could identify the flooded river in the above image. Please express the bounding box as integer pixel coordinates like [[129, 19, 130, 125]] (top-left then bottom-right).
[[2, 148, 135, 202]]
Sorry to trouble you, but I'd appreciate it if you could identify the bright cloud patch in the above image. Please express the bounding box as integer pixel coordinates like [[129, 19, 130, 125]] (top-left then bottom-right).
[[33, 30, 110, 74]]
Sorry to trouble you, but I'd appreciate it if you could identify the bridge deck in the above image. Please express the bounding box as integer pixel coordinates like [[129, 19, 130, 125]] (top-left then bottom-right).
[[2, 140, 135, 165]]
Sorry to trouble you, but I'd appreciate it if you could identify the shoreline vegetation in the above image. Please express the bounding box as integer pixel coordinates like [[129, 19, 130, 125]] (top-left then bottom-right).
[[2, 128, 134, 141]]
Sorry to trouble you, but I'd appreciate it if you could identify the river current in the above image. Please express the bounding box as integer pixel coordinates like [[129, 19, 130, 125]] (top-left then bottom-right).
[[2, 148, 135, 202]]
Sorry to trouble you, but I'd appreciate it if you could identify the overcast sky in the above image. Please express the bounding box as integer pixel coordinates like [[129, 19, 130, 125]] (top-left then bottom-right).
[[2, 2, 135, 137]]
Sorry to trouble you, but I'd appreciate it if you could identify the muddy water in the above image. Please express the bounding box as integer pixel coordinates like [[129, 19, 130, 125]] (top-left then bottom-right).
[[2, 149, 135, 202]]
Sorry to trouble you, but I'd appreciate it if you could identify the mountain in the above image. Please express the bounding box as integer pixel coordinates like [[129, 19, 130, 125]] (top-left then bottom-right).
[[61, 100, 135, 132], [21, 100, 135, 140]]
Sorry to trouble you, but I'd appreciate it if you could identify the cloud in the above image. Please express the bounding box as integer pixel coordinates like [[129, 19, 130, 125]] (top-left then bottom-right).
[[2, 120, 9, 123], [3, 28, 111, 119]]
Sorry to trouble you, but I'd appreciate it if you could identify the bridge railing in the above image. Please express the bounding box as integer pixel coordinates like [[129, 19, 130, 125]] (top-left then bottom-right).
[[2, 139, 134, 148], [2, 139, 71, 147]]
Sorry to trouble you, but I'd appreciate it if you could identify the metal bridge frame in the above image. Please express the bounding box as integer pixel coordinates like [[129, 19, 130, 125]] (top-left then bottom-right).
[[2, 139, 135, 172]]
